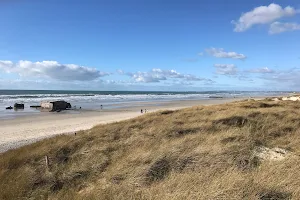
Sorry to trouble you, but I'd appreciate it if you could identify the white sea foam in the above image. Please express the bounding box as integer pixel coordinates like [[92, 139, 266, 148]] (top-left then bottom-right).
[[1, 93, 211, 103]]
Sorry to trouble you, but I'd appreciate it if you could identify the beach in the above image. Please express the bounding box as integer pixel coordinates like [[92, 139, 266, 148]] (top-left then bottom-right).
[[0, 98, 242, 153]]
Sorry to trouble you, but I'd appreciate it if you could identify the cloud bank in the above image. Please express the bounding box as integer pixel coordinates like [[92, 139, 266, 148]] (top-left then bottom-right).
[[269, 22, 300, 34], [258, 68, 300, 87], [123, 68, 212, 84], [0, 60, 109, 81], [232, 3, 298, 32]]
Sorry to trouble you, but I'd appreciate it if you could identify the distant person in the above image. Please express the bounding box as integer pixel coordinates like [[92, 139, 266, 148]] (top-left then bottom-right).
[[141, 109, 143, 113], [101, 105, 103, 109], [79, 107, 81, 109]]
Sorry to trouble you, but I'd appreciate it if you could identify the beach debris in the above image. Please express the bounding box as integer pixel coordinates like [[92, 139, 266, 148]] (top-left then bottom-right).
[[5, 106, 13, 110], [253, 146, 290, 161], [209, 96, 224, 99], [30, 105, 41, 108], [41, 101, 71, 112], [14, 103, 24, 109]]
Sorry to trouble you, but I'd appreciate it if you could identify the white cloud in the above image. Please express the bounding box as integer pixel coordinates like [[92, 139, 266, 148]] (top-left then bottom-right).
[[0, 61, 14, 69], [269, 21, 300, 34], [131, 71, 165, 83], [232, 3, 298, 32], [206, 48, 247, 60], [0, 60, 109, 81], [214, 64, 238, 75], [260, 68, 300, 86], [198, 52, 204, 56], [246, 67, 275, 73], [125, 68, 212, 84]]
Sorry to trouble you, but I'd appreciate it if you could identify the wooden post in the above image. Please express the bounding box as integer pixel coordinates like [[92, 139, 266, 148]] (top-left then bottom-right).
[[45, 155, 49, 168]]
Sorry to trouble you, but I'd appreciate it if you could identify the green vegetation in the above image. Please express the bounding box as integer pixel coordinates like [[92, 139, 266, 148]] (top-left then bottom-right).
[[1, 99, 300, 199]]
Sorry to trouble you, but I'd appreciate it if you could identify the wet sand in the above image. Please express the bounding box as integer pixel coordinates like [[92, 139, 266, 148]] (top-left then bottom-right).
[[0, 98, 244, 153]]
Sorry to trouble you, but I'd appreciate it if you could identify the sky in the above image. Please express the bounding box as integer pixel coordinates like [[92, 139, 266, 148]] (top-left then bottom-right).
[[0, 0, 300, 91]]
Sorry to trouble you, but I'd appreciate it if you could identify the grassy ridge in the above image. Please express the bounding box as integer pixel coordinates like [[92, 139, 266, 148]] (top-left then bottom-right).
[[1, 99, 300, 199]]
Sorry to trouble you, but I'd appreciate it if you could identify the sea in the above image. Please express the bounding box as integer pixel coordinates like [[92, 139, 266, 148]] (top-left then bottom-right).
[[0, 90, 289, 120]]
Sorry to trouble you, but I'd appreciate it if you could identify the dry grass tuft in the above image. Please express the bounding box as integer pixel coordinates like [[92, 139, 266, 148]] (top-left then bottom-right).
[[160, 110, 176, 115], [213, 115, 248, 127], [257, 189, 291, 200], [146, 157, 171, 183], [243, 102, 280, 109], [1, 98, 300, 199]]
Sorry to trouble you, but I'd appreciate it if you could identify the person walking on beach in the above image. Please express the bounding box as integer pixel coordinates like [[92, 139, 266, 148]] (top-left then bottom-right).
[[141, 109, 143, 113], [101, 105, 103, 110]]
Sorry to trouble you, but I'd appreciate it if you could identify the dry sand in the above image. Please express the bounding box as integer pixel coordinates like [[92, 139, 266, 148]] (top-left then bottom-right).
[[0, 98, 242, 153]]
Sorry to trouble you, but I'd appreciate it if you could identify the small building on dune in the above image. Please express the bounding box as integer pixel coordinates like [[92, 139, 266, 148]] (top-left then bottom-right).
[[41, 101, 71, 112]]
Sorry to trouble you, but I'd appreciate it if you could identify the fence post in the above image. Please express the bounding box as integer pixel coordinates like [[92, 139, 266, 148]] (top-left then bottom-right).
[[45, 155, 49, 168]]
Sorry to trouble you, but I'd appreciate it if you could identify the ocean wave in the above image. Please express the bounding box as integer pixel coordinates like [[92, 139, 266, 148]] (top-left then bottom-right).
[[0, 93, 214, 103]]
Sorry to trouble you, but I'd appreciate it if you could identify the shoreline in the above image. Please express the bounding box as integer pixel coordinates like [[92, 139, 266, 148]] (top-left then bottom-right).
[[0, 97, 253, 153]]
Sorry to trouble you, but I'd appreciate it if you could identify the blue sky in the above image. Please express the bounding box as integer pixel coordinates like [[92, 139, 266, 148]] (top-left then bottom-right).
[[0, 0, 300, 91]]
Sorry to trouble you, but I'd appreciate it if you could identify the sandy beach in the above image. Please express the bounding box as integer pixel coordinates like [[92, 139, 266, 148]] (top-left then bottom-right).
[[0, 98, 245, 153]]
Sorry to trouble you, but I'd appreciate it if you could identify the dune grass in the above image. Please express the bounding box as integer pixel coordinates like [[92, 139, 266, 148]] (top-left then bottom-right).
[[1, 99, 300, 199]]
